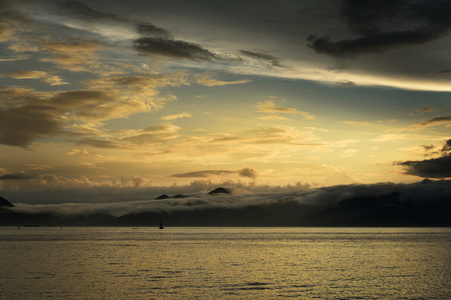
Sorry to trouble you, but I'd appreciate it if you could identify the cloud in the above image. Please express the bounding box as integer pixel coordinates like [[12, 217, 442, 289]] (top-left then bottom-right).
[[134, 37, 217, 61], [58, 0, 215, 63], [416, 105, 451, 114], [417, 105, 433, 114], [240, 50, 285, 68], [121, 125, 181, 145], [304, 127, 329, 133], [8, 70, 68, 86], [172, 168, 258, 179], [74, 138, 123, 149], [41, 40, 103, 72], [0, 171, 33, 180], [60, 1, 171, 39], [0, 55, 30, 62], [256, 101, 315, 119], [172, 170, 237, 178], [73, 73, 185, 122], [421, 144, 437, 153], [338, 80, 355, 86], [0, 1, 32, 42], [340, 149, 359, 158], [419, 116, 451, 127], [136, 23, 172, 39], [240, 126, 316, 145], [196, 77, 251, 86], [308, 0, 451, 58], [397, 139, 451, 178], [256, 115, 289, 120], [344, 121, 372, 126], [84, 74, 187, 95], [0, 87, 71, 147], [238, 167, 258, 179], [203, 126, 319, 149], [373, 133, 411, 142], [161, 113, 192, 121], [398, 156, 451, 178], [0, 71, 185, 147], [59, 1, 129, 24]]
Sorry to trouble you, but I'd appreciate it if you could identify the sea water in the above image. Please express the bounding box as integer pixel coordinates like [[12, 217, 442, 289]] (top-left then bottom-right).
[[0, 227, 450, 299]]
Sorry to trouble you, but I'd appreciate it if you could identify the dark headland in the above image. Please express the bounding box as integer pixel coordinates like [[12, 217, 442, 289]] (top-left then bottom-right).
[[0, 196, 14, 208]]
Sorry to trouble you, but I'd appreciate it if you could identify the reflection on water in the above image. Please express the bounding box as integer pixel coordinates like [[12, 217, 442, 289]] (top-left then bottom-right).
[[0, 227, 450, 299]]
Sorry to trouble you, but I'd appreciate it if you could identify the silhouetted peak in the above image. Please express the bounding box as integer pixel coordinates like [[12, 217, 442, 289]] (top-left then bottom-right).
[[0, 196, 14, 207], [208, 187, 230, 195], [155, 194, 170, 200], [172, 194, 187, 198]]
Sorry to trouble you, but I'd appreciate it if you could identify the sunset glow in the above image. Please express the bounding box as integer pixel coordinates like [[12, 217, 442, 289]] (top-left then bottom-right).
[[1, 0, 450, 204]]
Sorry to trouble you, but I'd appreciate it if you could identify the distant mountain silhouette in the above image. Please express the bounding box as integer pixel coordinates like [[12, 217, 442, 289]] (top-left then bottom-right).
[[155, 194, 170, 200], [208, 187, 230, 195], [0, 196, 14, 208], [0, 210, 116, 227], [172, 194, 187, 198], [1, 187, 450, 227], [299, 191, 451, 226]]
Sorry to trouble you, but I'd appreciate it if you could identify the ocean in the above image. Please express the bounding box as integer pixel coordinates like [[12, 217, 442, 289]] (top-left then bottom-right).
[[0, 227, 450, 299]]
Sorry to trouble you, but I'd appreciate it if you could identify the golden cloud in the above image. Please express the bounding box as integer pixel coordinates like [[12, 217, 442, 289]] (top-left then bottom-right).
[[256, 100, 315, 119], [0, 71, 187, 147], [120, 125, 181, 145], [161, 112, 192, 121], [344, 121, 372, 126], [196, 77, 251, 86], [41, 40, 103, 72], [8, 70, 68, 86]]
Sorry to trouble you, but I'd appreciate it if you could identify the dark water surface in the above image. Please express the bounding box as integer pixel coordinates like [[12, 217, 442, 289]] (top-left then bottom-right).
[[1, 227, 450, 299]]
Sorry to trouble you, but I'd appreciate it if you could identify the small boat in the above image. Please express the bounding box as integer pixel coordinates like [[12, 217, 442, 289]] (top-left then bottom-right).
[[159, 221, 164, 229]]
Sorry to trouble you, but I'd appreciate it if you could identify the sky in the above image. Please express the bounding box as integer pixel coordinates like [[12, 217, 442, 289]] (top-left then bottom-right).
[[0, 0, 450, 205]]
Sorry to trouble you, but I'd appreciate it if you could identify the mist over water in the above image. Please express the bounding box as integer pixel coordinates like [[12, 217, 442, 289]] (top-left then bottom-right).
[[1, 227, 450, 299]]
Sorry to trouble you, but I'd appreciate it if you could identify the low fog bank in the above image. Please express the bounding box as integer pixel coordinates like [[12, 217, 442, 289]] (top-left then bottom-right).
[[0, 180, 312, 205], [1, 180, 450, 226]]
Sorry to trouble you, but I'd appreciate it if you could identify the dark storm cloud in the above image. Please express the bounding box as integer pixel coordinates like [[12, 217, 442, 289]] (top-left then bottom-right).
[[308, 0, 451, 57], [240, 50, 284, 68], [133, 37, 217, 61], [397, 139, 451, 178]]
